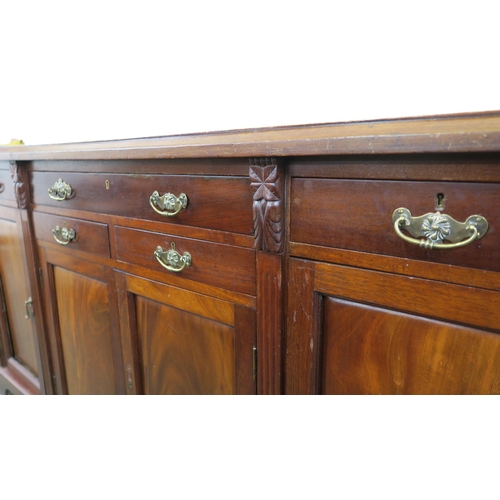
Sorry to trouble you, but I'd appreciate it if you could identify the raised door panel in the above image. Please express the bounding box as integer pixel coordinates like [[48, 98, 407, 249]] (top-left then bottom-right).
[[137, 297, 235, 395], [285, 258, 500, 395], [117, 273, 256, 395], [53, 267, 116, 395], [39, 247, 123, 395], [322, 298, 500, 395], [0, 210, 41, 393]]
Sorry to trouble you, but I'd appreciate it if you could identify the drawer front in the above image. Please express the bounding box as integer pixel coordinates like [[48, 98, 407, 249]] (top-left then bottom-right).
[[0, 169, 16, 205], [291, 179, 500, 272], [32, 211, 110, 258], [31, 172, 253, 234], [114, 227, 256, 296]]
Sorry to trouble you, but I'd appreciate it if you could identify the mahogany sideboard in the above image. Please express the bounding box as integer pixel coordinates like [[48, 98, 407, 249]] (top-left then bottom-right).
[[1, 112, 500, 395]]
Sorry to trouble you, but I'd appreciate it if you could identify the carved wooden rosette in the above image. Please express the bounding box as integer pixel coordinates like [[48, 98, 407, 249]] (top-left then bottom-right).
[[9, 161, 29, 209], [249, 158, 284, 253]]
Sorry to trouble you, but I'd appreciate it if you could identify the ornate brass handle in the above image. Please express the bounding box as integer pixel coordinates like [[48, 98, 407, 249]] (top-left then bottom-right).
[[52, 225, 76, 245], [149, 191, 188, 217], [154, 242, 191, 272], [392, 208, 488, 250], [48, 178, 73, 201]]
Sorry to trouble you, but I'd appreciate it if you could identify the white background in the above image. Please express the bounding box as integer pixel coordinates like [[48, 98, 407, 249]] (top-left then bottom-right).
[[1, 1, 499, 145], [2, 1, 500, 498]]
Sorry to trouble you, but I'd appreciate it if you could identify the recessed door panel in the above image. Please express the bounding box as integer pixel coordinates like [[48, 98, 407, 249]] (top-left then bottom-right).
[[136, 296, 235, 395], [54, 266, 116, 394], [322, 298, 500, 395]]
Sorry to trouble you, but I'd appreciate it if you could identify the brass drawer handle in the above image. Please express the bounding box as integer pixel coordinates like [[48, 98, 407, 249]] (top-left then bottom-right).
[[154, 242, 191, 272], [52, 225, 76, 245], [149, 191, 188, 217], [48, 178, 73, 201], [392, 208, 488, 250]]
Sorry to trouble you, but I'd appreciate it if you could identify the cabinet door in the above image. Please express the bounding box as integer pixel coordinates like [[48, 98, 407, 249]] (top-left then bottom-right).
[[116, 273, 256, 395], [39, 247, 124, 394], [285, 258, 500, 395], [0, 207, 43, 394]]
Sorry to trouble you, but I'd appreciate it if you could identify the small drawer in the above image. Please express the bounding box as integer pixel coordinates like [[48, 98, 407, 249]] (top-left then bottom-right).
[[32, 211, 110, 258], [291, 178, 500, 272], [31, 172, 253, 234], [114, 226, 256, 296]]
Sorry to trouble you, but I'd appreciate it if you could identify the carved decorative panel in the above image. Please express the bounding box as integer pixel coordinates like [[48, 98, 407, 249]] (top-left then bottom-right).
[[249, 158, 284, 253], [9, 161, 29, 209]]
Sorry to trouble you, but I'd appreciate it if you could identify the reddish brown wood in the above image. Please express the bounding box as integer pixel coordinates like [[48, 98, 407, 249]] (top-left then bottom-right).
[[53, 266, 116, 394], [284, 258, 317, 395], [256, 251, 283, 394], [234, 305, 257, 395], [289, 154, 500, 182], [291, 178, 500, 273], [136, 296, 235, 395], [250, 158, 284, 252], [9, 161, 29, 209], [114, 226, 256, 296], [31, 171, 253, 235], [289, 242, 500, 292], [322, 297, 500, 395], [2, 112, 500, 160], [33, 211, 111, 258]]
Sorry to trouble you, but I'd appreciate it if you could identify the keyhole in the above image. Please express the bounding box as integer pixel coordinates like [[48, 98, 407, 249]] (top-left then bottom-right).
[[436, 192, 445, 210]]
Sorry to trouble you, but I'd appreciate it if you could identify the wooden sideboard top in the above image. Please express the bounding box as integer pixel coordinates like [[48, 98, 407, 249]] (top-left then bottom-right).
[[2, 111, 500, 161]]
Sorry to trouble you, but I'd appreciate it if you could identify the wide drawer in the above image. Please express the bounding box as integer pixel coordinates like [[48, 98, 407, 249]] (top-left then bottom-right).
[[290, 178, 500, 272], [114, 226, 256, 296], [31, 172, 253, 234], [32, 211, 110, 258]]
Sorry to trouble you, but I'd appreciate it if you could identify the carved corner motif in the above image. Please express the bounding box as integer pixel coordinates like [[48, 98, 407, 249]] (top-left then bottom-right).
[[9, 161, 29, 209], [249, 158, 284, 253]]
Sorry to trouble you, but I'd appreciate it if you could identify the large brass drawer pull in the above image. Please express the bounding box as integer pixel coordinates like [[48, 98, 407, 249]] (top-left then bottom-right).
[[154, 242, 191, 272], [48, 178, 73, 201], [52, 225, 76, 245], [392, 208, 488, 250], [149, 191, 188, 217]]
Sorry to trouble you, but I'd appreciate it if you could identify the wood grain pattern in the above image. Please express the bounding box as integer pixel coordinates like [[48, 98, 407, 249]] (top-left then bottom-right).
[[33, 211, 110, 257], [0, 214, 38, 375], [315, 263, 500, 332], [322, 298, 500, 395], [291, 178, 500, 273], [31, 172, 253, 235], [114, 226, 256, 296], [136, 296, 235, 395], [256, 252, 283, 394], [53, 266, 116, 394], [3, 112, 500, 160]]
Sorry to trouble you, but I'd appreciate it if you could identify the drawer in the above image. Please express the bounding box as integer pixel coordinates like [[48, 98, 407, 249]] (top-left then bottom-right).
[[0, 168, 16, 205], [114, 226, 256, 296], [31, 172, 253, 234], [32, 211, 110, 258], [291, 178, 500, 272]]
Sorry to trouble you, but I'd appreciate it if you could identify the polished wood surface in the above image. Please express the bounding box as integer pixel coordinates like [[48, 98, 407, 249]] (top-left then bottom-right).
[[114, 226, 256, 295], [136, 296, 235, 395], [322, 298, 500, 395], [53, 266, 116, 394], [291, 178, 498, 272], [4, 112, 500, 395], [31, 172, 253, 234], [33, 211, 110, 258], [0, 214, 38, 376], [2, 112, 500, 160]]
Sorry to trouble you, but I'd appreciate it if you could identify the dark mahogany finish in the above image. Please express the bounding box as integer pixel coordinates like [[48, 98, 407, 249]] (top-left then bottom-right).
[[2, 112, 500, 395]]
